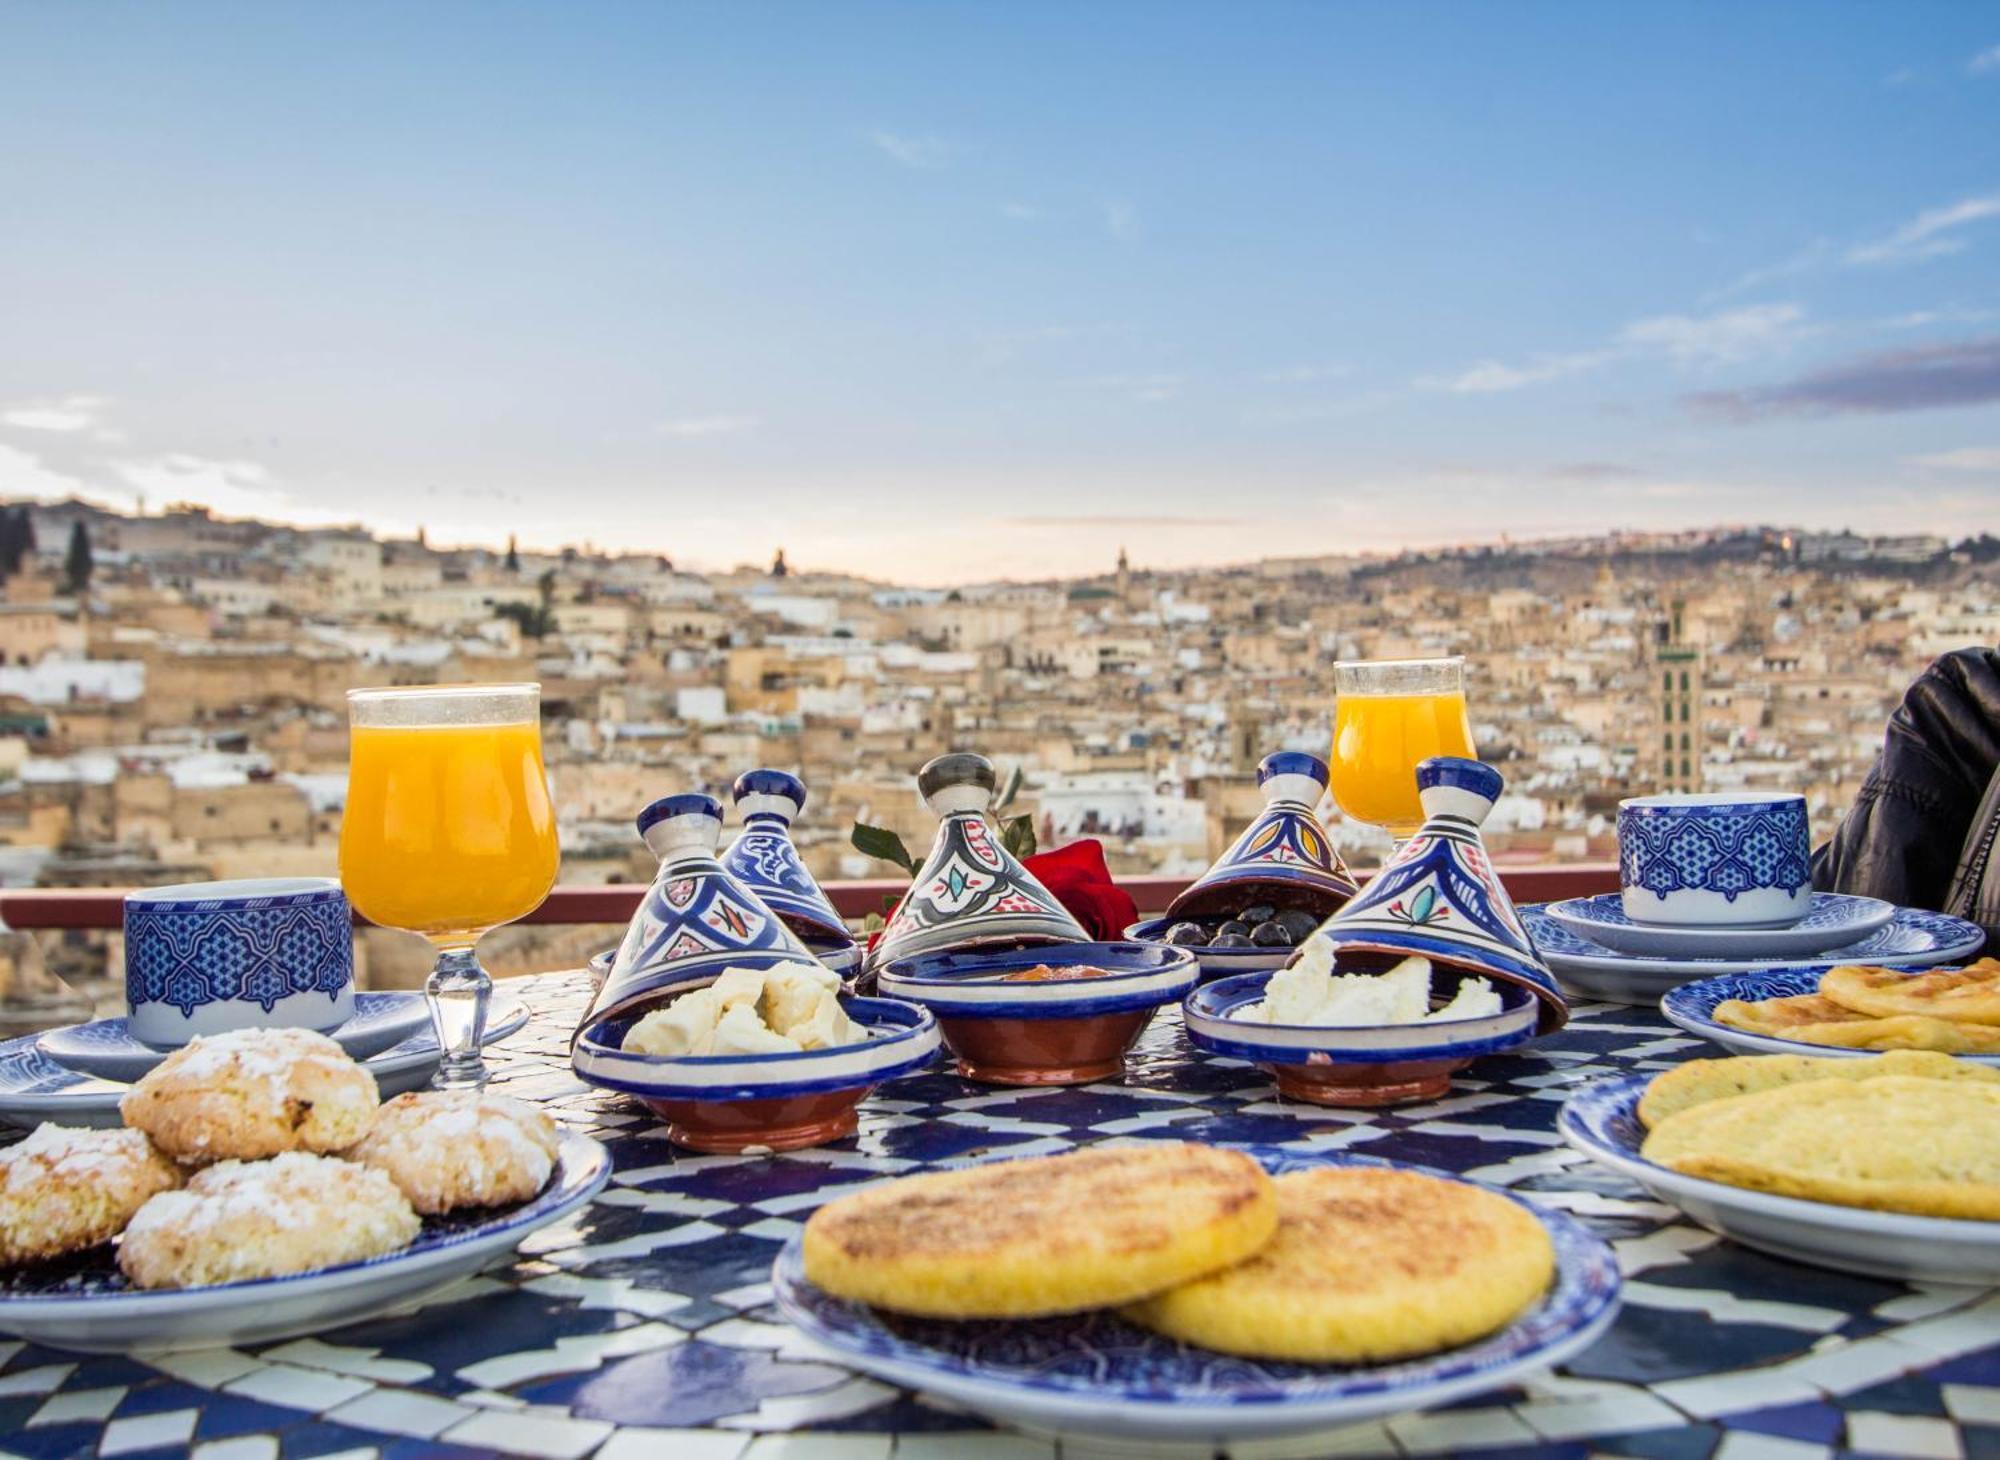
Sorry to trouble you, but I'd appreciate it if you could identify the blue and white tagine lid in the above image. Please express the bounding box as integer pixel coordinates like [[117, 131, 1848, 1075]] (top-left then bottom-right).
[[1166, 752, 1359, 921], [721, 769, 854, 946], [865, 753, 1089, 973], [579, 793, 819, 1034], [1308, 757, 1568, 1034]]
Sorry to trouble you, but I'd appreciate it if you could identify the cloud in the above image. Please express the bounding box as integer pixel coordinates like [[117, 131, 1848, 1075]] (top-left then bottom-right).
[[869, 131, 953, 170], [1103, 199, 1140, 240], [2, 395, 106, 433], [1971, 44, 2000, 74], [1006, 514, 1248, 527], [1909, 446, 2000, 471], [1426, 350, 1611, 394], [1550, 462, 1648, 481], [1847, 194, 2000, 265], [0, 443, 90, 501], [1687, 336, 2000, 421], [107, 453, 368, 527], [657, 415, 757, 438], [1618, 303, 1808, 362]]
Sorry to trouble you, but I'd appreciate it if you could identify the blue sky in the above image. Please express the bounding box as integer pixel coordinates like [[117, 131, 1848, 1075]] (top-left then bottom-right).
[[2, 1, 1998, 582]]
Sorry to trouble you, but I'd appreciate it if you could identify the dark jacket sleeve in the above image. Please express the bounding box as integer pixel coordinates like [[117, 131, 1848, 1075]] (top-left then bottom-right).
[[1812, 647, 2000, 911]]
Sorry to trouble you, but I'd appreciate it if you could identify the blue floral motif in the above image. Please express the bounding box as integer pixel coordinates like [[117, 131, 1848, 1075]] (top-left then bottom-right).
[[1619, 799, 1811, 903], [125, 887, 353, 1020]]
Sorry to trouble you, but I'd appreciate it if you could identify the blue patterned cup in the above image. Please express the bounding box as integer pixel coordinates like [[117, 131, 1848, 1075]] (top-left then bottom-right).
[[124, 878, 356, 1046], [1617, 793, 1812, 928]]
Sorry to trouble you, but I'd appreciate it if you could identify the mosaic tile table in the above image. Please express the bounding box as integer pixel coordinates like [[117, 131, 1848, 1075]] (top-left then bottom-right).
[[3, 968, 1998, 1460]]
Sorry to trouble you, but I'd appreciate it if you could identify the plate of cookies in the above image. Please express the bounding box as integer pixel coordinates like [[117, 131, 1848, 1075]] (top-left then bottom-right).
[[0, 1026, 609, 1352], [1661, 961, 2000, 1062], [773, 1141, 1621, 1445], [1560, 1052, 2000, 1285]]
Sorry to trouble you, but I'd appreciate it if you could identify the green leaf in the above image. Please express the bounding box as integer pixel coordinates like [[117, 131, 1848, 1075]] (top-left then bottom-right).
[[1000, 813, 1037, 861], [994, 762, 1024, 813], [860, 911, 886, 933], [850, 822, 918, 876]]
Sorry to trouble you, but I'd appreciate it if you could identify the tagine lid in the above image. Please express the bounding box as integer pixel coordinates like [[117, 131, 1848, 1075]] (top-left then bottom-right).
[[1166, 751, 1360, 920], [1307, 757, 1568, 1034], [864, 752, 1089, 972], [579, 792, 820, 1035], [720, 769, 853, 946]]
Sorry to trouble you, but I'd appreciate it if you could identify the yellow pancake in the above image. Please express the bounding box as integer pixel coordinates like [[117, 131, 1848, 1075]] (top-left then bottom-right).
[[801, 1143, 1278, 1319], [1123, 1167, 1554, 1363], [1821, 961, 2000, 1027], [1641, 1075, 2000, 1220], [1639, 1050, 2000, 1128]]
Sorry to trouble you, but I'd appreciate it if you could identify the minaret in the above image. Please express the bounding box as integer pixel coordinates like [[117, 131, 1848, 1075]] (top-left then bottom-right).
[[1115, 546, 1130, 602]]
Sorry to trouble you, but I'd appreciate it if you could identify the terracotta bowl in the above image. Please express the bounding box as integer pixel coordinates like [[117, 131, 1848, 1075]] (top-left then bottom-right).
[[877, 941, 1198, 1086], [570, 994, 939, 1153], [1182, 970, 1540, 1108]]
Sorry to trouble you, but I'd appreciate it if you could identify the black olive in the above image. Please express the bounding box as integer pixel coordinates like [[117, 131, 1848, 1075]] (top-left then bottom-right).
[[1216, 919, 1251, 938], [1274, 909, 1321, 939], [1250, 921, 1294, 946], [1239, 903, 1276, 925], [1164, 921, 1211, 946], [1209, 932, 1254, 948]]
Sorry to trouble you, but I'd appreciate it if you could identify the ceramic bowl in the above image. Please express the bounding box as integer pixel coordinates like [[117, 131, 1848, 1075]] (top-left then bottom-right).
[[571, 993, 939, 1153], [1617, 792, 1811, 928], [1125, 917, 1295, 984], [877, 941, 1198, 1086], [124, 878, 355, 1046], [1182, 967, 1540, 1107]]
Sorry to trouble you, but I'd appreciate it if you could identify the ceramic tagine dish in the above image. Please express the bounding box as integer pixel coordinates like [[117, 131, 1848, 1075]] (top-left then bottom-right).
[[864, 753, 1089, 973], [722, 769, 860, 977], [1129, 752, 1359, 982], [571, 794, 939, 1152], [877, 940, 1198, 1086], [1183, 757, 1567, 1107]]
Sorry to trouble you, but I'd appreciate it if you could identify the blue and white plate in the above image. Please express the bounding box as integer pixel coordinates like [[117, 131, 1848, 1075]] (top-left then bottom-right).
[[0, 1131, 609, 1352], [1126, 917, 1293, 982], [38, 991, 434, 1083], [1561, 1075, 2000, 1285], [1660, 966, 2000, 1066], [0, 998, 532, 1131], [1544, 892, 1894, 960], [772, 1147, 1622, 1446], [1521, 905, 1983, 1007]]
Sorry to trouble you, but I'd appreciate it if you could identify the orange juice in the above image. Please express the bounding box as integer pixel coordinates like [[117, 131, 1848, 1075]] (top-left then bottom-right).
[[340, 721, 559, 945], [1330, 691, 1475, 837]]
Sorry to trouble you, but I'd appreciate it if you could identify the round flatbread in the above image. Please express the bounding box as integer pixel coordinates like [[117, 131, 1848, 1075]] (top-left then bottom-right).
[[1713, 994, 2000, 1054], [1123, 1167, 1555, 1363], [801, 1143, 1277, 1319], [1639, 1050, 2000, 1128], [1640, 1075, 2000, 1220], [1820, 962, 2000, 1027]]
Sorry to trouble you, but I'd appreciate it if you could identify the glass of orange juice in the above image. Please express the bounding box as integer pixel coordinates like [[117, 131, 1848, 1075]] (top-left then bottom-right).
[[340, 683, 559, 1088], [1329, 658, 1476, 843]]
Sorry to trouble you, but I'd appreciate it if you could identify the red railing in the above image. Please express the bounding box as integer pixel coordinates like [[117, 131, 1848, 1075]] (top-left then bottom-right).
[[0, 866, 1621, 931]]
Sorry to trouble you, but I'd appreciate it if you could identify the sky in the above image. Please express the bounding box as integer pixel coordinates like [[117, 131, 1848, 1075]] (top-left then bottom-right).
[[2, 2, 1999, 585]]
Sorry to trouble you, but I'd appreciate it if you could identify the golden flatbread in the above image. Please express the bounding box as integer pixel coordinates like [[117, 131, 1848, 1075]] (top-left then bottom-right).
[[801, 1143, 1278, 1319], [1639, 1050, 2000, 1128], [1123, 1167, 1554, 1362], [1641, 1075, 2000, 1220], [1712, 992, 2000, 1054], [1712, 993, 1872, 1035], [1821, 961, 2000, 1027]]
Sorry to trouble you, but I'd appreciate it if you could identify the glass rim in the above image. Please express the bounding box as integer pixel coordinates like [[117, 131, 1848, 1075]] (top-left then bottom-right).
[[1331, 656, 1464, 672], [346, 682, 540, 702]]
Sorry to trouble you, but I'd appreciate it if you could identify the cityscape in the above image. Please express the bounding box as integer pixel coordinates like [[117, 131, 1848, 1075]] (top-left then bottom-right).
[[0, 494, 1983, 1032]]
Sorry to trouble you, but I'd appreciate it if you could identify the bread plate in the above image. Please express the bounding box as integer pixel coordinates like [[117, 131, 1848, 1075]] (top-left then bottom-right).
[[1659, 966, 2000, 1067]]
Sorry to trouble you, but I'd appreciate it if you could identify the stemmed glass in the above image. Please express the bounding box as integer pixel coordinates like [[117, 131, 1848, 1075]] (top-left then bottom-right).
[[1328, 658, 1476, 846], [339, 684, 559, 1088]]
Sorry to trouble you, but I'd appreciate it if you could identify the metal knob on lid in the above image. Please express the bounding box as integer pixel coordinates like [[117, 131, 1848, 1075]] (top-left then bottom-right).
[[917, 753, 997, 816]]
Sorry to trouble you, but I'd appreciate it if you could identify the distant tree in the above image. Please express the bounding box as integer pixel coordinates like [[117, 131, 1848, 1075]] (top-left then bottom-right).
[[62, 521, 92, 596], [771, 548, 788, 578], [537, 568, 556, 612], [19, 510, 34, 556], [0, 509, 26, 578], [495, 601, 555, 639], [505, 534, 520, 573]]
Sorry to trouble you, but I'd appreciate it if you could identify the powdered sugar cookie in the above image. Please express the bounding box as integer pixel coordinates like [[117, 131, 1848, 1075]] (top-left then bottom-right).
[[347, 1090, 557, 1214], [120, 1027, 379, 1165], [0, 1124, 182, 1266]]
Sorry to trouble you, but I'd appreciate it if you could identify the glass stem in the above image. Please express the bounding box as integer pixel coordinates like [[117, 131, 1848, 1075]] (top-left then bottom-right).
[[427, 946, 492, 1090]]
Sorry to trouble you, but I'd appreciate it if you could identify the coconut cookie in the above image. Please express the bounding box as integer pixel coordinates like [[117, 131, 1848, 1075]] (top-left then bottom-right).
[[118, 1152, 419, 1289], [348, 1090, 559, 1214], [121, 1027, 379, 1165], [0, 1124, 183, 1266]]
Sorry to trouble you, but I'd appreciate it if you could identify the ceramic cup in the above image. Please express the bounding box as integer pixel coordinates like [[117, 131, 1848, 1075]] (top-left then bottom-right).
[[1617, 792, 1812, 928], [124, 878, 356, 1047]]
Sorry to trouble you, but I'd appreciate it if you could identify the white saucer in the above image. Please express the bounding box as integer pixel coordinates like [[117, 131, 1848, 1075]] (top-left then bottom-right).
[[1543, 892, 1894, 959], [0, 1132, 609, 1352], [0, 998, 530, 1131], [38, 991, 433, 1083]]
